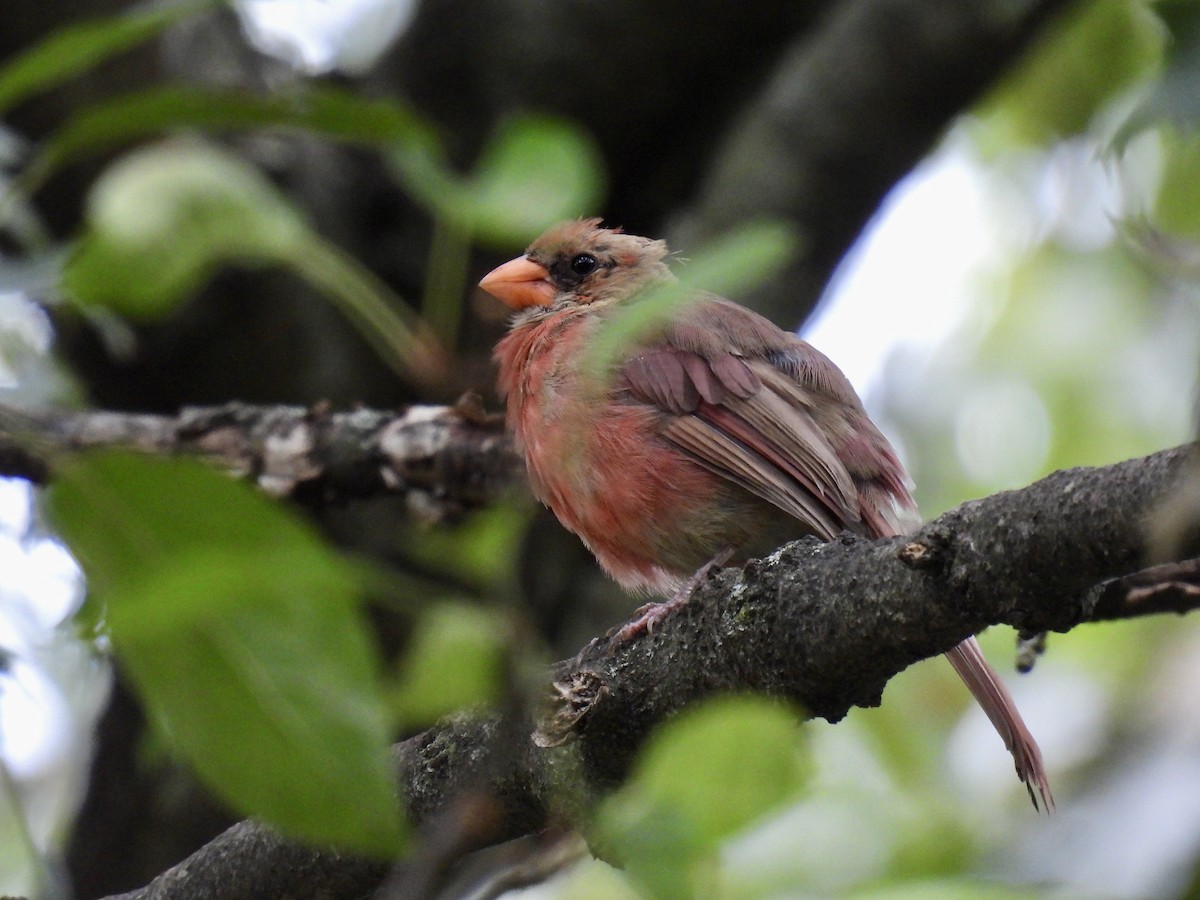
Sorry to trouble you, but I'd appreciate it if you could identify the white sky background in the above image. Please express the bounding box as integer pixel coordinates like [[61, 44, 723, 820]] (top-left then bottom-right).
[[237, 0, 418, 74], [803, 141, 993, 394], [1, 3, 1196, 896]]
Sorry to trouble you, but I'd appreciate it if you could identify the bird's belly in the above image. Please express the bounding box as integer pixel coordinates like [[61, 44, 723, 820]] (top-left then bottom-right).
[[519, 399, 780, 595]]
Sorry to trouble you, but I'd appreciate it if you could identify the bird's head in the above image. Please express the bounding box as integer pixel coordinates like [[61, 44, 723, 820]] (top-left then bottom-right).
[[479, 218, 672, 310]]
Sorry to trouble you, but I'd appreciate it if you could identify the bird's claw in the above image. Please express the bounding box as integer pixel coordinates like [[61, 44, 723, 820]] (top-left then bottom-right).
[[605, 547, 735, 648]]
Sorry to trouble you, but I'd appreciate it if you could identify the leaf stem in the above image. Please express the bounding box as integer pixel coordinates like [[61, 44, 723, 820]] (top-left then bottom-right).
[[421, 217, 471, 348], [286, 234, 447, 389]]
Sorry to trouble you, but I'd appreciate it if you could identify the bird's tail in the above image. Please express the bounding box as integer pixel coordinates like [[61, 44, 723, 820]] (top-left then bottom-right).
[[944, 636, 1054, 811]]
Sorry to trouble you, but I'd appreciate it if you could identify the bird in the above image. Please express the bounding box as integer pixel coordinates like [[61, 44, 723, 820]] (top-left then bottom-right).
[[480, 217, 1052, 810]]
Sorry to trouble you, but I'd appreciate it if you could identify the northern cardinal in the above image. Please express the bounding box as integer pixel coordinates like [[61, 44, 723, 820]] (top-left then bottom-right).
[[482, 218, 1052, 810]]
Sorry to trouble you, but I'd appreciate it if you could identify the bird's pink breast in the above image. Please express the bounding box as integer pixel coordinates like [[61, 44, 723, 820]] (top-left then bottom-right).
[[495, 311, 721, 594]]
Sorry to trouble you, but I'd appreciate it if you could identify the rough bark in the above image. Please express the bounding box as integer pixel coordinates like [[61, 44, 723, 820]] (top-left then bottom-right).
[[0, 400, 518, 520]]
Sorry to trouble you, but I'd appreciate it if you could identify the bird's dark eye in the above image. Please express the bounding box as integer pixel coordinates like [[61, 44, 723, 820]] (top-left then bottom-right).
[[570, 253, 598, 275]]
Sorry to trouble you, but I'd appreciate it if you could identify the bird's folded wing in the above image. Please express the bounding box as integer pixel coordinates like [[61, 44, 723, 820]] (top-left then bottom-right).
[[623, 343, 863, 538], [660, 414, 844, 539]]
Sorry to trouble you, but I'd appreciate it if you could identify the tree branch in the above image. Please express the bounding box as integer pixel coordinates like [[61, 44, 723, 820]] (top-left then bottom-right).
[[0, 400, 519, 521], [98, 442, 1198, 899]]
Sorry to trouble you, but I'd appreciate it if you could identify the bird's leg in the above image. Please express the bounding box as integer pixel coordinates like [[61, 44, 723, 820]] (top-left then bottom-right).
[[608, 547, 735, 645]]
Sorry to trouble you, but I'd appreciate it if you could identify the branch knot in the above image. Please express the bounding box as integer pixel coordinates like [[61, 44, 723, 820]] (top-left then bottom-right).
[[533, 670, 607, 749]]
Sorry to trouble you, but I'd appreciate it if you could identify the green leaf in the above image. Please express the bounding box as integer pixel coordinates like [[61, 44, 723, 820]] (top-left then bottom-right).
[[0, 1, 209, 116], [390, 114, 605, 245], [46, 452, 406, 856], [63, 139, 443, 383], [1115, 0, 1200, 147], [64, 139, 306, 318], [459, 116, 605, 244], [977, 0, 1161, 147], [582, 220, 799, 381], [402, 116, 603, 347], [398, 502, 527, 590], [850, 879, 1039, 900], [596, 696, 809, 899], [539, 858, 644, 900], [117, 571, 404, 856], [24, 84, 441, 193], [391, 602, 505, 725], [1151, 130, 1200, 236]]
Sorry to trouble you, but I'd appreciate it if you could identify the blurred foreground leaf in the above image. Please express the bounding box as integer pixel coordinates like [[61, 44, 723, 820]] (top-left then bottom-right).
[[1115, 0, 1200, 147], [47, 452, 405, 856], [391, 602, 505, 725], [22, 85, 602, 362], [597, 696, 810, 898], [65, 139, 306, 318], [977, 0, 1160, 148], [582, 220, 799, 382], [1151, 131, 1200, 237], [407, 115, 605, 344], [24, 84, 440, 192], [849, 879, 1038, 900], [0, 1, 209, 116]]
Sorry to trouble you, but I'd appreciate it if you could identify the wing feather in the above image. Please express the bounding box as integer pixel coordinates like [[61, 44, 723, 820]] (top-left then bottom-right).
[[662, 417, 844, 539], [618, 297, 913, 538]]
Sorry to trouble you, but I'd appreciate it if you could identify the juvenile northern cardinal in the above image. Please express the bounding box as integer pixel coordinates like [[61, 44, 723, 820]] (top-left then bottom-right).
[[482, 218, 1052, 809]]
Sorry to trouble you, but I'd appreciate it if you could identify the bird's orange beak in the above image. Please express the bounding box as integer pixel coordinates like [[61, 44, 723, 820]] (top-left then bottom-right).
[[479, 256, 556, 309]]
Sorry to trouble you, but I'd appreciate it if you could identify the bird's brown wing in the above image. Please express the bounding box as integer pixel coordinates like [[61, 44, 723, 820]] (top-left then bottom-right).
[[621, 343, 863, 541], [619, 296, 919, 540], [660, 414, 848, 540]]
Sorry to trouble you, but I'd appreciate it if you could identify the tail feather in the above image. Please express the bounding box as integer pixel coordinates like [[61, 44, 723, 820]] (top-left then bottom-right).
[[945, 636, 1054, 812]]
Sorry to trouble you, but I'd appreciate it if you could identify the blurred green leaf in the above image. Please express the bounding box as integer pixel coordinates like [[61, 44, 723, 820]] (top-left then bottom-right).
[[583, 220, 799, 381], [23, 83, 442, 193], [459, 116, 605, 244], [63, 139, 444, 383], [850, 879, 1038, 900], [391, 114, 605, 245], [23, 89, 599, 368], [1115, 0, 1200, 147], [65, 139, 306, 317], [399, 502, 527, 591], [539, 858, 644, 900], [47, 452, 405, 856], [117, 581, 405, 857], [977, 0, 1161, 148], [0, 2, 208, 116], [45, 451, 331, 594], [1152, 130, 1200, 236], [405, 116, 604, 346], [597, 696, 809, 899], [391, 602, 505, 725]]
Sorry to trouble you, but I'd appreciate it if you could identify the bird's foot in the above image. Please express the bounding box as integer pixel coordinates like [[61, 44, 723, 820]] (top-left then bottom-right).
[[607, 599, 680, 644], [606, 547, 734, 646]]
